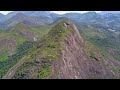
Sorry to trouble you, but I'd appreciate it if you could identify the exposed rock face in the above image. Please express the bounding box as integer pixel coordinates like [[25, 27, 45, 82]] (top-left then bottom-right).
[[0, 39, 16, 55], [50, 24, 87, 79], [21, 30, 38, 41], [50, 23, 120, 79]]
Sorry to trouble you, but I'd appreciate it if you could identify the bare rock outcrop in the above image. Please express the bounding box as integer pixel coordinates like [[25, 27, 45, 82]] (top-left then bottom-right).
[[50, 23, 119, 79]]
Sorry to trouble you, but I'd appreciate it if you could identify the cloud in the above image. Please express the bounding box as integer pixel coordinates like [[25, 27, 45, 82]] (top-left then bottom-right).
[[0, 11, 12, 15]]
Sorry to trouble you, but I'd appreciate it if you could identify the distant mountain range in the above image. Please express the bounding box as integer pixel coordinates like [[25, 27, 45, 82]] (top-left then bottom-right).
[[0, 11, 59, 29], [0, 11, 120, 31], [100, 11, 120, 15], [0, 11, 60, 22]]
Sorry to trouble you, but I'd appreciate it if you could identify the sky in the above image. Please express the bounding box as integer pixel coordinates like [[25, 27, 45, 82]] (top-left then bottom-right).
[[0, 11, 12, 15], [0, 11, 102, 15]]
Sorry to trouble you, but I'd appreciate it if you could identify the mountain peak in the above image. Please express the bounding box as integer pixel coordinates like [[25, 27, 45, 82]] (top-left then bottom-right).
[[6, 19, 85, 79], [48, 19, 74, 37], [14, 13, 27, 17]]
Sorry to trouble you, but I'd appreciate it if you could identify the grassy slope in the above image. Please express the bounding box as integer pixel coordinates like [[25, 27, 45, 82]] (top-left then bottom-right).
[[0, 26, 27, 62], [0, 23, 52, 62], [13, 23, 53, 41]]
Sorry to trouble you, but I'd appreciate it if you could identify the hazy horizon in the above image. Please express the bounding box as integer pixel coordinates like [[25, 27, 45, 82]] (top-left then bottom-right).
[[0, 11, 102, 15]]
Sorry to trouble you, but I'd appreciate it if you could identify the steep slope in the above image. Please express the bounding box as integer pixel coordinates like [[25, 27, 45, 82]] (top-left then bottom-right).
[[50, 21, 120, 79], [3, 19, 120, 79]]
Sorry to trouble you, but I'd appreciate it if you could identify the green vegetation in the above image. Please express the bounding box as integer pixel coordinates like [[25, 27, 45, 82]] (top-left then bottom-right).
[[0, 28, 27, 61], [38, 64, 52, 79], [0, 23, 52, 61], [0, 22, 54, 78], [0, 52, 8, 62], [12, 63, 52, 79], [0, 41, 34, 78], [13, 23, 52, 41]]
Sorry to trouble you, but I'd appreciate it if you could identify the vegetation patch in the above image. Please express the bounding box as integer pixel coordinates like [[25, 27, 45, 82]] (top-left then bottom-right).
[[0, 52, 8, 62], [0, 41, 34, 78], [38, 64, 52, 79]]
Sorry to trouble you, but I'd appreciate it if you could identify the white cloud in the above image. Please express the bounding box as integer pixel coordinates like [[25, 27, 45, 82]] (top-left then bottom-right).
[[0, 11, 12, 15]]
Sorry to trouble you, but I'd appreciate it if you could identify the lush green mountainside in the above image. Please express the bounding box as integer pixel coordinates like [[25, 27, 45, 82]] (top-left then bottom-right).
[[0, 23, 52, 78], [0, 23, 51, 60]]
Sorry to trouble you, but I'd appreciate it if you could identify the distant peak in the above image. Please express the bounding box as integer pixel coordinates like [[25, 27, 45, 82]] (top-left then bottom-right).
[[15, 13, 26, 16]]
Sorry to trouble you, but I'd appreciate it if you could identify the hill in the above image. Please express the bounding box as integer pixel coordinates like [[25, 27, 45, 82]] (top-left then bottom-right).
[[0, 23, 52, 78]]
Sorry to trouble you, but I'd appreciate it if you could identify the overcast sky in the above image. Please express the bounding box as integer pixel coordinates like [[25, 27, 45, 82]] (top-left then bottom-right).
[[0, 11, 102, 15]]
